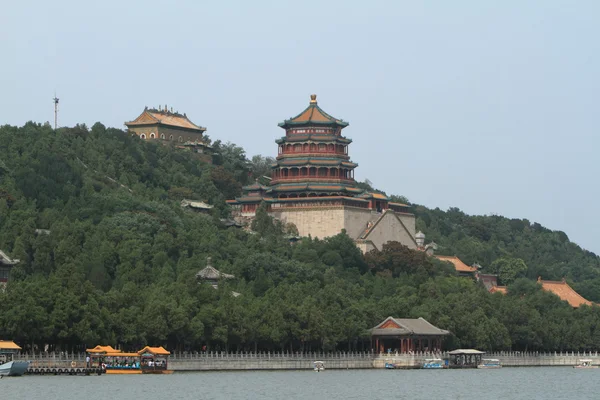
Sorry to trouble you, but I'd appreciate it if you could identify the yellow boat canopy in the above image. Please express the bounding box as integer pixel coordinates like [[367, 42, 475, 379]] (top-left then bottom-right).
[[0, 340, 22, 351], [138, 346, 170, 356], [86, 345, 121, 354]]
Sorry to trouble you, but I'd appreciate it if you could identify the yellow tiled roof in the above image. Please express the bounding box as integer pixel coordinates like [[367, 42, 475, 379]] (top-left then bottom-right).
[[435, 255, 478, 273], [0, 340, 21, 350], [539, 278, 593, 308]]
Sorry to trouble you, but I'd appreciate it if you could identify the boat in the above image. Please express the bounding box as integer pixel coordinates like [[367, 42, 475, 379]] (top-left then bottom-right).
[[447, 349, 485, 369], [477, 358, 502, 369], [384, 362, 396, 369], [0, 340, 28, 376], [574, 359, 598, 369], [0, 360, 30, 377], [313, 361, 325, 372], [87, 345, 173, 374], [422, 358, 445, 369]]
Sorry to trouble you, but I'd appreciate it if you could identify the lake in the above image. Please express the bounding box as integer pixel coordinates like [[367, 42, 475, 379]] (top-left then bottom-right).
[[1, 368, 596, 400]]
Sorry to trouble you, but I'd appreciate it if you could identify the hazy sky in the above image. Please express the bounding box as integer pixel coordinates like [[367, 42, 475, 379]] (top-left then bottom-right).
[[2, 1, 599, 253]]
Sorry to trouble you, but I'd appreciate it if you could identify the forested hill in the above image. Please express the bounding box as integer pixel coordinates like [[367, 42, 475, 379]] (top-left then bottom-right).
[[1, 122, 599, 353]]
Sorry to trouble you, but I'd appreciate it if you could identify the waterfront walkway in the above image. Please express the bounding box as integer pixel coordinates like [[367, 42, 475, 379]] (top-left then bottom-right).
[[14, 350, 600, 371]]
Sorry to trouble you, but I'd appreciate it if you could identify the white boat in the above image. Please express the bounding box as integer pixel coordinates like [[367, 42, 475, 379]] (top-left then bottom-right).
[[574, 359, 598, 369], [313, 361, 325, 372], [477, 359, 502, 369], [0, 360, 30, 376], [422, 358, 445, 369]]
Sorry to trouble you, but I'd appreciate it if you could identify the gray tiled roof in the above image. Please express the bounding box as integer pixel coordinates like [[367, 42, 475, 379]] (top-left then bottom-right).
[[370, 317, 450, 337]]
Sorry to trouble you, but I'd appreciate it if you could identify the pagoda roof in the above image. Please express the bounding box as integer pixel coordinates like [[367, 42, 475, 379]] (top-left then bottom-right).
[[538, 277, 593, 308], [243, 182, 269, 191], [275, 158, 357, 168], [435, 255, 479, 273], [489, 286, 508, 294], [269, 196, 369, 203], [181, 199, 214, 210], [0, 250, 19, 265], [276, 135, 352, 144], [370, 317, 450, 337], [235, 196, 268, 203], [125, 107, 206, 132], [196, 258, 235, 281], [269, 182, 361, 193], [358, 192, 390, 201], [278, 95, 349, 129]]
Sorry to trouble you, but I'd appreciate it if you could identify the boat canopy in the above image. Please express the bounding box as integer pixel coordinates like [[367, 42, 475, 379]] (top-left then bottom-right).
[[86, 345, 120, 354], [138, 346, 170, 356], [448, 349, 485, 355], [0, 341, 21, 354]]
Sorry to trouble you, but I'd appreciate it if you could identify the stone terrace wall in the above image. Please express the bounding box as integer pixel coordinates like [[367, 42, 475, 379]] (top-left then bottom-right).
[[14, 351, 600, 371]]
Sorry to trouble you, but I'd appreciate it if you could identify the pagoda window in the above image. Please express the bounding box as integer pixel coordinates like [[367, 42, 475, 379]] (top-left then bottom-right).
[[286, 144, 292, 153], [318, 167, 327, 177], [300, 167, 308, 176], [299, 193, 307, 198], [140, 134, 146, 139], [309, 143, 316, 152], [290, 168, 299, 177], [178, 136, 183, 142], [318, 143, 326, 152], [160, 133, 166, 139], [169, 135, 173, 141], [150, 133, 155, 139], [308, 192, 317, 197], [282, 169, 289, 177], [331, 169, 338, 177], [293, 144, 301, 152], [302, 143, 309, 152], [280, 194, 288, 199], [309, 167, 317, 177], [327, 144, 334, 152], [278, 145, 283, 154]]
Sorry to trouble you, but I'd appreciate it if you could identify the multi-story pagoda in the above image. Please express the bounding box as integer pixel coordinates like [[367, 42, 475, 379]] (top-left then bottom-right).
[[229, 95, 418, 252]]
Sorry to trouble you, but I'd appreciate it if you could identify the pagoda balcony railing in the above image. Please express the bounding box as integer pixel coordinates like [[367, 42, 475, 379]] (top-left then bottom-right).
[[270, 177, 355, 185], [277, 151, 350, 159]]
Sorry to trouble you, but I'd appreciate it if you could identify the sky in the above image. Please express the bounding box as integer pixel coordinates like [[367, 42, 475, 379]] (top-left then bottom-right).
[[1, 1, 599, 253]]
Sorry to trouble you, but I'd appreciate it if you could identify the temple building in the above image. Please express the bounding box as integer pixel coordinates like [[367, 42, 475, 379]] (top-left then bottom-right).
[[125, 106, 212, 159], [228, 95, 418, 252], [435, 255, 480, 277], [370, 317, 449, 353], [0, 250, 19, 291], [490, 277, 593, 308]]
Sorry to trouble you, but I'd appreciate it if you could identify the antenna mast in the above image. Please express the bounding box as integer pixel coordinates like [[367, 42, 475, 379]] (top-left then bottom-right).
[[53, 94, 59, 130]]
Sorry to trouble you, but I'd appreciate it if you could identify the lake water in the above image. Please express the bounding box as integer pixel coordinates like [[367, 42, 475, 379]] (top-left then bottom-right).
[[1, 368, 596, 400]]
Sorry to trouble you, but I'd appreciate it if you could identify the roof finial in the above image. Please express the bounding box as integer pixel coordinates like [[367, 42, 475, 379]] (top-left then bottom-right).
[[310, 94, 317, 104]]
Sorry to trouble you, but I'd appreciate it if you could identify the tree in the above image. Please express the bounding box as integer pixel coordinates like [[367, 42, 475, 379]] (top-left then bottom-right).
[[490, 257, 528, 285]]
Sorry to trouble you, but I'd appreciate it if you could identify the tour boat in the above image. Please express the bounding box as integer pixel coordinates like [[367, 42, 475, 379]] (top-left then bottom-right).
[[384, 362, 396, 369], [574, 359, 598, 369], [87, 345, 173, 375], [0, 340, 28, 376], [477, 359, 502, 369], [0, 360, 29, 377], [313, 361, 325, 372], [422, 358, 445, 369]]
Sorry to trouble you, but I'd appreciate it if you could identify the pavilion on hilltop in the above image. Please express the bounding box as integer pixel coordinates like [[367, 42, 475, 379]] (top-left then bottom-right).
[[125, 105, 212, 160], [227, 95, 418, 253]]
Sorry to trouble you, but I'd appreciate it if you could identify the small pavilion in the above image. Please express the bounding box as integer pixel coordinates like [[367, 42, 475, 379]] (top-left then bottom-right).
[[0, 250, 19, 290], [370, 317, 450, 353]]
